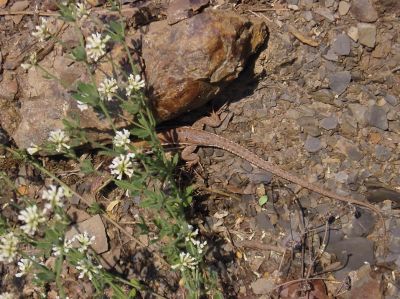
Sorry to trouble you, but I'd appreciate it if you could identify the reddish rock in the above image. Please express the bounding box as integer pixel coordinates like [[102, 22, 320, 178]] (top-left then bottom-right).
[[167, 0, 209, 25], [142, 9, 268, 121]]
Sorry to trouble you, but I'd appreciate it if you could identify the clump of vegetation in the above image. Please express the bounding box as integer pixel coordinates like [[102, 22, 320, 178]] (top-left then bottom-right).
[[0, 1, 222, 298]]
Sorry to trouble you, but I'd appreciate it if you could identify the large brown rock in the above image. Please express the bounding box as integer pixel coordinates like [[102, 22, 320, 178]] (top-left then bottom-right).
[[143, 9, 268, 121]]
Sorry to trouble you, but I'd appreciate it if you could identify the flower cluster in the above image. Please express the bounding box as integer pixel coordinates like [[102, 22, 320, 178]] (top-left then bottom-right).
[[85, 32, 110, 62], [26, 143, 41, 155], [186, 225, 207, 254], [18, 205, 46, 235], [48, 129, 70, 153], [77, 100, 89, 112], [126, 74, 145, 97], [15, 258, 34, 278], [171, 252, 198, 271], [113, 129, 131, 150], [0, 232, 19, 263], [73, 2, 88, 20], [52, 238, 73, 257], [32, 18, 51, 42], [42, 185, 65, 211], [73, 232, 95, 253], [98, 77, 118, 101], [109, 153, 135, 180], [76, 257, 102, 281]]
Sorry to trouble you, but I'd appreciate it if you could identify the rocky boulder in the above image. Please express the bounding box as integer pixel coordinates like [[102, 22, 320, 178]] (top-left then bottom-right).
[[143, 9, 268, 121]]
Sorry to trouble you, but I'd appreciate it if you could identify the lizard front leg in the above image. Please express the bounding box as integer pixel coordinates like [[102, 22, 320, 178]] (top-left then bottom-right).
[[182, 105, 228, 167]]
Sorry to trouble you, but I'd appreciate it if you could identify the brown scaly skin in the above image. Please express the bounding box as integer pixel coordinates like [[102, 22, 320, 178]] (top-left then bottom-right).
[[156, 125, 386, 241]]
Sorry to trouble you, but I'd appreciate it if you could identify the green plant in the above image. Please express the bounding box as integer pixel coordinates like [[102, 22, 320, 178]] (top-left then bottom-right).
[[0, 1, 223, 298]]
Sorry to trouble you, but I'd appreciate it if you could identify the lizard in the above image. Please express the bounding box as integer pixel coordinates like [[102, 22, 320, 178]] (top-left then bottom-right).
[[155, 113, 386, 238]]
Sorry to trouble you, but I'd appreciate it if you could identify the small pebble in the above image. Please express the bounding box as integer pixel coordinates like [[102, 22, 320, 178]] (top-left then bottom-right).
[[338, 1, 350, 15], [367, 105, 388, 130], [347, 26, 359, 42], [328, 71, 352, 94], [350, 0, 378, 22], [331, 34, 351, 56], [304, 135, 322, 153], [358, 23, 377, 48], [385, 94, 398, 106], [320, 116, 338, 130], [375, 144, 391, 161]]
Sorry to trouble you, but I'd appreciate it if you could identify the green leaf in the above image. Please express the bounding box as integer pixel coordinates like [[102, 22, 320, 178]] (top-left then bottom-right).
[[36, 269, 56, 282], [130, 127, 150, 139], [87, 203, 104, 215], [258, 195, 269, 206], [121, 100, 140, 115], [80, 159, 94, 174], [71, 46, 87, 61], [58, 4, 76, 22], [72, 82, 100, 106], [106, 20, 125, 42]]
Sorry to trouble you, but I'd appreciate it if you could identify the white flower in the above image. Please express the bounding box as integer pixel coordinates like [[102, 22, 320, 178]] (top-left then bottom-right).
[[109, 153, 135, 180], [72, 232, 95, 253], [171, 252, 198, 271], [113, 129, 131, 150], [85, 32, 110, 62], [185, 225, 199, 243], [0, 292, 15, 299], [98, 77, 118, 101], [192, 240, 207, 254], [18, 205, 46, 235], [52, 238, 73, 257], [27, 143, 40, 155], [32, 18, 51, 42], [77, 100, 88, 111], [76, 258, 102, 281], [48, 129, 70, 153], [0, 232, 19, 263], [73, 2, 88, 19], [15, 258, 34, 277], [21, 52, 38, 70], [125, 74, 145, 97], [42, 185, 65, 211]]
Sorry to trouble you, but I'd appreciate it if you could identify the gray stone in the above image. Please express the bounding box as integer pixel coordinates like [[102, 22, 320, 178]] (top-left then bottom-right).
[[342, 211, 376, 237], [338, 1, 351, 15], [332, 34, 351, 56], [323, 49, 339, 62], [248, 171, 273, 184], [297, 116, 321, 136], [65, 215, 109, 254], [320, 116, 338, 130], [326, 237, 375, 280], [357, 23, 377, 48], [328, 71, 351, 94], [375, 145, 391, 161], [367, 105, 388, 130], [350, 0, 378, 22], [348, 103, 368, 125], [241, 161, 253, 172], [304, 135, 322, 153], [385, 94, 398, 106], [314, 7, 336, 22], [255, 212, 273, 230], [251, 277, 275, 295], [347, 26, 359, 42], [335, 137, 363, 161]]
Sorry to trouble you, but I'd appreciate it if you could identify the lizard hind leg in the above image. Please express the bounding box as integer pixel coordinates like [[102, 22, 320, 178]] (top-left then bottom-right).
[[181, 145, 203, 170], [192, 103, 229, 129]]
